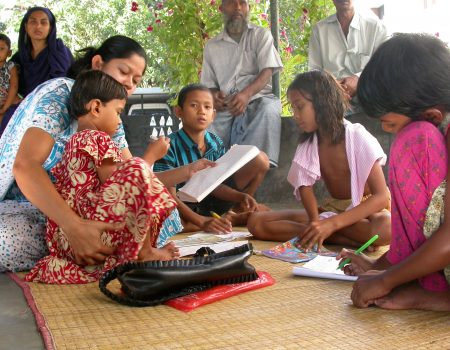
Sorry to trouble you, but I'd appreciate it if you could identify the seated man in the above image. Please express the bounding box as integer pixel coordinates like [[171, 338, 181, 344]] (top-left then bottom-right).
[[308, 0, 388, 115], [154, 84, 269, 233], [200, 0, 283, 167]]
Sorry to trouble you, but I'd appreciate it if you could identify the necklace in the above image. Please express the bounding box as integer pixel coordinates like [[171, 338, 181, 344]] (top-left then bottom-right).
[[198, 143, 206, 154]]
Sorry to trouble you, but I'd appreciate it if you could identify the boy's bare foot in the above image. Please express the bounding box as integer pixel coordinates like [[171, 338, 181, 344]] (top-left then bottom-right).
[[374, 282, 450, 311], [138, 241, 180, 261]]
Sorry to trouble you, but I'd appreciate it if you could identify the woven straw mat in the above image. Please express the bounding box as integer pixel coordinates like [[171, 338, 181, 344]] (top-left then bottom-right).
[[15, 236, 450, 350]]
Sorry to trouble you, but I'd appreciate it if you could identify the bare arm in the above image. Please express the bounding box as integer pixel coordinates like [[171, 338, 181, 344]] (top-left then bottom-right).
[[299, 185, 320, 222], [379, 131, 450, 290], [299, 162, 390, 249], [0, 65, 18, 114], [226, 68, 274, 116], [96, 158, 118, 184], [328, 162, 388, 232], [13, 128, 119, 265]]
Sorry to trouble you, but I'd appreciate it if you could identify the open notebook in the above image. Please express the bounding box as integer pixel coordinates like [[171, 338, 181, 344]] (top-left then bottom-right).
[[177, 145, 260, 202], [293, 255, 357, 281], [170, 232, 252, 257]]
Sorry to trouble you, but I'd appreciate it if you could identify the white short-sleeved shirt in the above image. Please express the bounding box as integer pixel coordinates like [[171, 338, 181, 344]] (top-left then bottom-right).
[[201, 23, 283, 101], [308, 12, 388, 79]]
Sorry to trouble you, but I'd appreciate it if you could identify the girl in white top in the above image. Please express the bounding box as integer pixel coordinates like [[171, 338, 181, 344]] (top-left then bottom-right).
[[248, 70, 391, 251]]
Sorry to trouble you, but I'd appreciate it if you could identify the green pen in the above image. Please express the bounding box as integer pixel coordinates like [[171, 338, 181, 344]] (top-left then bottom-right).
[[337, 234, 379, 270]]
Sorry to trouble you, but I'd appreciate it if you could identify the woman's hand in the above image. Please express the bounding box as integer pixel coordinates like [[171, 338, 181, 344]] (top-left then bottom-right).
[[63, 219, 124, 266]]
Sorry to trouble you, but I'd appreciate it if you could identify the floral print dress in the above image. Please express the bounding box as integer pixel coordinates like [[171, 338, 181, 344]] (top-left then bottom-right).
[[25, 129, 177, 284]]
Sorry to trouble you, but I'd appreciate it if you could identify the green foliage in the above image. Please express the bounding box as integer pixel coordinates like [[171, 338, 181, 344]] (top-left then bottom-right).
[[2, 0, 334, 112]]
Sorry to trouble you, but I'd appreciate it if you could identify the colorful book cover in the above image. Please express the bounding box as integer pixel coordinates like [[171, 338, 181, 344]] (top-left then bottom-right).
[[262, 237, 337, 263]]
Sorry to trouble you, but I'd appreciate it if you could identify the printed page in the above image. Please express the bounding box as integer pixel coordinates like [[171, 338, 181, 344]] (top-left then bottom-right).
[[177, 145, 260, 202], [293, 256, 357, 281]]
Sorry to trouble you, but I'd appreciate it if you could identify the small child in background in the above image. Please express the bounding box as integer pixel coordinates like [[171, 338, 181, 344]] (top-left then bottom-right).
[[25, 70, 179, 284], [154, 83, 270, 233], [340, 33, 450, 311], [0, 34, 18, 121], [248, 70, 391, 251]]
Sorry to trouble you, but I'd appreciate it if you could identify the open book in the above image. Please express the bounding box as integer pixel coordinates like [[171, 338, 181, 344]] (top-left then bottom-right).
[[177, 145, 260, 202], [292, 256, 357, 281], [262, 237, 337, 263]]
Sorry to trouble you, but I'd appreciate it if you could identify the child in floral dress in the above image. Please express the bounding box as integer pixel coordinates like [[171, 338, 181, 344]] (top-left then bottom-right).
[[25, 70, 179, 284]]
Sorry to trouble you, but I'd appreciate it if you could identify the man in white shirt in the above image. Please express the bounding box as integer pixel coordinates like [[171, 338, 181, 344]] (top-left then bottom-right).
[[201, 0, 283, 167], [308, 0, 388, 111]]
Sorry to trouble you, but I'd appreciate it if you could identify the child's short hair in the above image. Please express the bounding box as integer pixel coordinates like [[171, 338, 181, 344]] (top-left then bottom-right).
[[358, 33, 450, 120], [69, 70, 127, 119], [287, 70, 347, 144], [177, 83, 212, 108], [0, 34, 11, 49]]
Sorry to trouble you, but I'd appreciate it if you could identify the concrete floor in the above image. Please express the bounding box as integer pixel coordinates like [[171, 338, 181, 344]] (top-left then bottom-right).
[[0, 273, 44, 350]]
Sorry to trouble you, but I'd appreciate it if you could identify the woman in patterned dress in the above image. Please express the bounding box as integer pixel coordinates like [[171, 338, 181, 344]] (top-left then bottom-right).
[[0, 35, 212, 272], [25, 70, 179, 284]]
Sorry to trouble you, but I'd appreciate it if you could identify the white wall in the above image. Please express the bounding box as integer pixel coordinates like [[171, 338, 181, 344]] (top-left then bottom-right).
[[356, 0, 450, 43]]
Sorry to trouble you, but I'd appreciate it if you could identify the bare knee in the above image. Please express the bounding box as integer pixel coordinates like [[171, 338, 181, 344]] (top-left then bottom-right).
[[370, 211, 391, 245]]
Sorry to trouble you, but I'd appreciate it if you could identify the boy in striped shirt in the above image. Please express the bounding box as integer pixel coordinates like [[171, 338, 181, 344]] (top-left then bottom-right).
[[154, 84, 269, 233]]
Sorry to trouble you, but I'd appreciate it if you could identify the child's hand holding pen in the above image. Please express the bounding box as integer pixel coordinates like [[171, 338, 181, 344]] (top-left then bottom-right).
[[336, 247, 377, 276], [206, 211, 232, 234]]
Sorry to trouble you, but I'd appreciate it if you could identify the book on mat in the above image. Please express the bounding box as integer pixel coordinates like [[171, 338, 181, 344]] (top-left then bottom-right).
[[165, 271, 275, 312], [170, 232, 252, 257], [262, 237, 337, 263], [292, 255, 357, 281], [177, 145, 260, 202]]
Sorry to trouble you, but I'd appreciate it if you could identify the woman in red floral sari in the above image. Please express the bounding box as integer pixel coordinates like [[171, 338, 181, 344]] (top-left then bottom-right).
[[25, 70, 179, 284]]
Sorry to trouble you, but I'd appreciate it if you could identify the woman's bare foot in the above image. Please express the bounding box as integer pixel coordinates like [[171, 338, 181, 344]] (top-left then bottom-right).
[[138, 241, 180, 261], [375, 282, 450, 311]]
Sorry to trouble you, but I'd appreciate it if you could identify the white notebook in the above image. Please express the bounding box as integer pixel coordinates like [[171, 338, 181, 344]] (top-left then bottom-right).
[[177, 145, 260, 202], [292, 255, 357, 281]]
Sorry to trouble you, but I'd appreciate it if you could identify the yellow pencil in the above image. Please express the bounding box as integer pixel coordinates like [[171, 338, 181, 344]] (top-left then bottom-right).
[[210, 211, 221, 219]]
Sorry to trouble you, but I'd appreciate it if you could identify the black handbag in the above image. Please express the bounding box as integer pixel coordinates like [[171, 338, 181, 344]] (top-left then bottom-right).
[[99, 243, 257, 307]]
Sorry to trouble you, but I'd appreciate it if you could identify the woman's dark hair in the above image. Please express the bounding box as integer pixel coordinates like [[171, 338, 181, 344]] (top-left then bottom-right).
[[69, 70, 127, 119], [358, 33, 450, 120], [177, 83, 213, 108], [287, 70, 347, 144], [67, 35, 148, 79]]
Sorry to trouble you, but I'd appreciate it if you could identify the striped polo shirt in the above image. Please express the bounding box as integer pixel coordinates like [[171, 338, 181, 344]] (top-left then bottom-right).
[[154, 129, 227, 190]]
